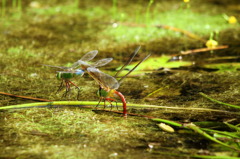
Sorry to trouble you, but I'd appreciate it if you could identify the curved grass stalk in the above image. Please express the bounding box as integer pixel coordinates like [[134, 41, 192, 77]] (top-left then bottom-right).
[[151, 118, 182, 127], [185, 123, 240, 152], [190, 155, 240, 159], [145, 0, 154, 25], [200, 92, 240, 109], [112, 0, 118, 20], [147, 150, 240, 159], [151, 119, 240, 152], [17, 0, 22, 13], [1, 0, 6, 17], [0, 101, 96, 110], [127, 103, 235, 113], [0, 101, 237, 114]]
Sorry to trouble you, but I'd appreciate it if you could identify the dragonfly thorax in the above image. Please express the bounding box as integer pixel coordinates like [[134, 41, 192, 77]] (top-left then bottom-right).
[[97, 88, 116, 98], [97, 88, 108, 97]]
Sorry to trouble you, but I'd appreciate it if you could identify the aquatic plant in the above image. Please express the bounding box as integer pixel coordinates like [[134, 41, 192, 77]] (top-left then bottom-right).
[[112, 0, 118, 20], [1, 0, 22, 19], [223, 14, 238, 24], [145, 0, 154, 25], [1, 0, 6, 17], [200, 92, 240, 109], [183, 0, 190, 9], [75, 0, 79, 9], [228, 16, 238, 24], [206, 32, 218, 49], [17, 0, 22, 13]]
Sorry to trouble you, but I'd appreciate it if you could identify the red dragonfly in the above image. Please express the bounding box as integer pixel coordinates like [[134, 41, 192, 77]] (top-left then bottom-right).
[[82, 46, 150, 117]]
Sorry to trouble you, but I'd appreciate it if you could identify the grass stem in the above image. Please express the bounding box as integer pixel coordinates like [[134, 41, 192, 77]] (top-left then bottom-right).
[[145, 0, 154, 25], [1, 0, 6, 17], [200, 92, 240, 109]]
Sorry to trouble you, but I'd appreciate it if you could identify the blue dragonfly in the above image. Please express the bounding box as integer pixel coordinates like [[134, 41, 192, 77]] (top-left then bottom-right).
[[44, 50, 113, 100]]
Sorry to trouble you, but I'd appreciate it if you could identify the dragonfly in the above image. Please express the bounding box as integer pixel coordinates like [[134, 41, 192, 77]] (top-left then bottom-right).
[[84, 46, 151, 117], [44, 50, 113, 100]]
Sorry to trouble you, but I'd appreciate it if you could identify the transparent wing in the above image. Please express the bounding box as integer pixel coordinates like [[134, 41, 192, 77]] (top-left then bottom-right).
[[71, 61, 80, 69], [56, 70, 82, 73], [42, 64, 70, 70], [115, 46, 141, 77], [80, 50, 98, 62], [87, 67, 119, 90], [91, 58, 113, 67], [118, 53, 151, 84]]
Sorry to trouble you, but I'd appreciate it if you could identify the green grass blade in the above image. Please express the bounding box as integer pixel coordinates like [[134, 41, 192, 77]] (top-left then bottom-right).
[[200, 92, 240, 109], [1, 100, 234, 114], [185, 123, 240, 152], [1, 0, 6, 17], [151, 118, 182, 127], [191, 155, 240, 159], [0, 101, 99, 110], [201, 128, 240, 138], [224, 122, 240, 132]]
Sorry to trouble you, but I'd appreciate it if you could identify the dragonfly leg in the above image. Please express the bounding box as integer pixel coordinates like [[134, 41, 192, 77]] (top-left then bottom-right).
[[62, 80, 71, 99], [103, 99, 113, 110], [105, 98, 116, 110], [67, 81, 72, 98], [103, 100, 106, 109], [76, 88, 81, 101], [115, 101, 118, 110], [68, 80, 81, 100], [62, 81, 67, 98], [57, 80, 64, 93], [96, 97, 103, 109], [105, 99, 113, 110]]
